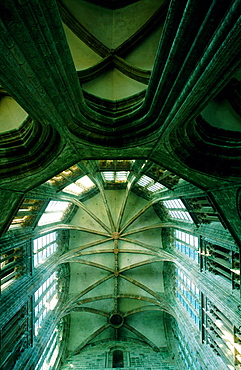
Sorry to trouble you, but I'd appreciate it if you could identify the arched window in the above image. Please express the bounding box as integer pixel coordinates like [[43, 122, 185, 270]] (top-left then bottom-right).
[[112, 350, 124, 368]]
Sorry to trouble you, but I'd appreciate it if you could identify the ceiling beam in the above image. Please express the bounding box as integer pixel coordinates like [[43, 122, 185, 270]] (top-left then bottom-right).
[[120, 274, 167, 303], [124, 305, 171, 318], [59, 259, 114, 273], [98, 183, 116, 232], [119, 237, 176, 262], [70, 293, 170, 310], [121, 223, 173, 237], [75, 294, 115, 306], [116, 179, 133, 232], [64, 248, 160, 257], [61, 237, 113, 259], [120, 236, 167, 255], [63, 307, 109, 317], [119, 257, 165, 273], [117, 294, 165, 307], [60, 195, 113, 234], [117, 249, 159, 257], [40, 223, 110, 237]]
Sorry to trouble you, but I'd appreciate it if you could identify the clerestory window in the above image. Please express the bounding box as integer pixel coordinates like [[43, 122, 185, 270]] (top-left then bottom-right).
[[174, 229, 199, 263], [33, 232, 58, 267], [163, 199, 193, 222], [176, 268, 200, 327], [34, 272, 58, 336], [137, 174, 166, 193], [35, 324, 63, 370], [102, 171, 130, 183], [62, 175, 95, 195], [38, 201, 71, 226]]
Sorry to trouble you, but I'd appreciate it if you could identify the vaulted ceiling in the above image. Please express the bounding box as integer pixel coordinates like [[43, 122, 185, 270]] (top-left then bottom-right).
[[1, 0, 241, 368], [61, 187, 170, 354], [35, 158, 179, 355]]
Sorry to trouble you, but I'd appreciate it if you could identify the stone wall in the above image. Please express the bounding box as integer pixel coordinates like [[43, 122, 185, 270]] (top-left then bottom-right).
[[61, 339, 179, 369]]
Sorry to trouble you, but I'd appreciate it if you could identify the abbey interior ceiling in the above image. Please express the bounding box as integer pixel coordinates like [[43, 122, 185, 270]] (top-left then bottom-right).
[[1, 0, 241, 369]]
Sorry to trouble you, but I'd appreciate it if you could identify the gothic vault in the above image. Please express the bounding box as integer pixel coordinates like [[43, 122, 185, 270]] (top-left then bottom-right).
[[1, 1, 241, 370]]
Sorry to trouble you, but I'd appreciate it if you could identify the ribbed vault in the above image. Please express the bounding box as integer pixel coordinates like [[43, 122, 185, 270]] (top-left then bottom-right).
[[58, 185, 173, 355], [1, 1, 241, 369]]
